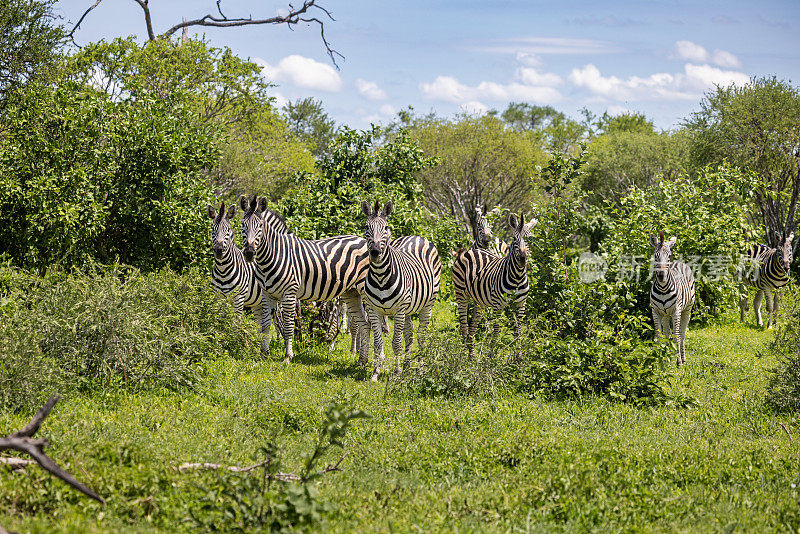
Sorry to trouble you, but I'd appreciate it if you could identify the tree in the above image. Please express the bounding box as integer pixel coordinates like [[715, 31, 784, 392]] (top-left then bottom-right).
[[282, 97, 337, 158], [0, 0, 63, 110], [685, 77, 800, 249], [410, 114, 546, 236], [70, 0, 340, 64], [501, 102, 587, 154]]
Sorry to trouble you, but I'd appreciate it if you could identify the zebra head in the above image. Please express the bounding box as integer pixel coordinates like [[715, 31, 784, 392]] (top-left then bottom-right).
[[777, 231, 795, 272], [240, 194, 268, 263], [650, 231, 677, 284], [207, 202, 237, 260], [474, 205, 492, 249], [362, 200, 393, 261], [507, 213, 531, 267]]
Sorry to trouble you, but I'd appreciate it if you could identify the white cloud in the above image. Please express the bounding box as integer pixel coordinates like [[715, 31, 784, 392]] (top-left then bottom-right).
[[514, 67, 563, 87], [674, 40, 709, 62], [419, 75, 562, 105], [515, 52, 543, 67], [355, 78, 388, 100], [378, 104, 396, 116], [255, 55, 342, 92], [272, 92, 289, 109], [569, 62, 750, 101], [460, 101, 489, 115], [711, 49, 742, 68], [672, 41, 742, 68], [477, 37, 620, 55]]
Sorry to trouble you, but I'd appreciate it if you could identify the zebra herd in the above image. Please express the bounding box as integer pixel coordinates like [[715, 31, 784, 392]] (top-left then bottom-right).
[[209, 196, 795, 373]]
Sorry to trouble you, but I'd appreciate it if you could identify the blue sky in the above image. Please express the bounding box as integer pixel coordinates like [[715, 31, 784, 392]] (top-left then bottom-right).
[[58, 0, 800, 131]]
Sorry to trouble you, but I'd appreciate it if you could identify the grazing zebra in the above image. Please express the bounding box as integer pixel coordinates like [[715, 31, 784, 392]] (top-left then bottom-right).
[[207, 201, 287, 340], [240, 195, 372, 363], [361, 200, 441, 381], [453, 213, 534, 357], [738, 232, 795, 328], [649, 231, 695, 366]]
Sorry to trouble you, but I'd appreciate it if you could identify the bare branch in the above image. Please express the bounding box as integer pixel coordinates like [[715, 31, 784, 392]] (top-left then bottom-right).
[[0, 396, 105, 504], [67, 0, 105, 45], [131, 0, 156, 41]]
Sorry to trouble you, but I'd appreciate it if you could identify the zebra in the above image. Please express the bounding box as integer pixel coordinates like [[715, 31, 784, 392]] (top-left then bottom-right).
[[738, 232, 795, 328], [240, 195, 372, 363], [361, 200, 441, 381], [453, 213, 534, 357], [207, 201, 286, 341], [649, 231, 695, 366], [472, 205, 508, 257]]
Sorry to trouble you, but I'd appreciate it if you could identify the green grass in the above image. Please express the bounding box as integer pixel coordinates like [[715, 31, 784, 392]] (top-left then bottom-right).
[[2, 304, 799, 533]]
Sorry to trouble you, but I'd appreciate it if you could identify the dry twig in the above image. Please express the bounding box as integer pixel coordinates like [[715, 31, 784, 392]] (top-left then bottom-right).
[[0, 396, 104, 504]]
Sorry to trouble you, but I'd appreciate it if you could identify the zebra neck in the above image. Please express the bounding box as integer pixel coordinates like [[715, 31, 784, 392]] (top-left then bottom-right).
[[213, 246, 236, 271], [501, 255, 526, 283], [368, 249, 400, 285], [256, 220, 286, 262], [769, 254, 788, 277], [653, 272, 675, 291]]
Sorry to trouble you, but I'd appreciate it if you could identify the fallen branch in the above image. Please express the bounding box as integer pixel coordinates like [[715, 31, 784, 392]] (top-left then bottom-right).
[[0, 457, 35, 469], [176, 452, 348, 482], [0, 396, 104, 504], [778, 422, 793, 442]]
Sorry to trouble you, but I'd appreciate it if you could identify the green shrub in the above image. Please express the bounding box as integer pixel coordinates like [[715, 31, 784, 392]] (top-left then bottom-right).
[[0, 263, 259, 412], [764, 288, 800, 413]]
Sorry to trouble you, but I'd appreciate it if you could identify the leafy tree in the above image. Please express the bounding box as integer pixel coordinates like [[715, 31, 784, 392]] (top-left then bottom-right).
[[685, 77, 800, 248], [594, 111, 654, 135], [283, 97, 337, 158], [582, 128, 689, 206], [410, 114, 546, 237], [501, 102, 587, 153], [0, 0, 63, 110]]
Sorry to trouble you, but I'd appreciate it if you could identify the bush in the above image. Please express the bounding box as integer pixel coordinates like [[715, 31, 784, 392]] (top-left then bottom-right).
[[0, 263, 260, 412], [764, 288, 800, 413]]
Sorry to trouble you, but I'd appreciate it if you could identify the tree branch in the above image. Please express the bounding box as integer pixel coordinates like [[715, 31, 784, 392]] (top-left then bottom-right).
[[0, 396, 104, 504], [67, 0, 105, 45], [132, 0, 156, 41]]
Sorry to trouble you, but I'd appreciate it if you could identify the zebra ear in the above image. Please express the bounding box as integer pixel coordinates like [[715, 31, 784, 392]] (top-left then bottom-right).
[[382, 201, 394, 218], [239, 195, 249, 212], [659, 230, 664, 244], [206, 204, 217, 220], [257, 197, 268, 214], [373, 200, 380, 216], [666, 236, 677, 248], [226, 203, 237, 220], [517, 213, 524, 232], [508, 213, 519, 230], [649, 234, 658, 248], [248, 194, 258, 214], [216, 202, 225, 223], [483, 204, 488, 215], [361, 200, 372, 218]]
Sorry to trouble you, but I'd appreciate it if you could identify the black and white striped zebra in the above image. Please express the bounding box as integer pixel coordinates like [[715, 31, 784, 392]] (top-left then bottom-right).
[[208, 201, 283, 341], [453, 213, 534, 357], [361, 200, 441, 380], [240, 195, 371, 363], [649, 231, 696, 366], [738, 232, 794, 328], [472, 206, 508, 258]]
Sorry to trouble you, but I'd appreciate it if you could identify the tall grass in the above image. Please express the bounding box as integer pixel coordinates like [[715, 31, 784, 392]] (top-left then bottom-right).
[[0, 263, 260, 412]]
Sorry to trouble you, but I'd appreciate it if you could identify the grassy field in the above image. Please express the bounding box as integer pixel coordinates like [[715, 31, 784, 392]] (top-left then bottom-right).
[[2, 303, 799, 533]]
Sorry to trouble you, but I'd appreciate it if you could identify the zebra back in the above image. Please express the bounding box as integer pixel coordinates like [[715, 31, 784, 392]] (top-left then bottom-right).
[[741, 233, 794, 290]]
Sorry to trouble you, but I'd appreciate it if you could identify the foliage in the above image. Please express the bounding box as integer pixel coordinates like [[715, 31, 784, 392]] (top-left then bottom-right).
[[0, 263, 260, 412], [501, 102, 587, 154], [601, 164, 752, 323], [765, 289, 800, 413], [188, 401, 369, 532], [685, 76, 800, 244], [410, 114, 546, 235], [582, 128, 689, 206], [0, 79, 218, 271], [278, 125, 465, 261], [0, 0, 63, 109], [282, 97, 338, 158]]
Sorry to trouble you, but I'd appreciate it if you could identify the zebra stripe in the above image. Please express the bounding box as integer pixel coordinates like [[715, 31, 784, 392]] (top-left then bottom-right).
[[453, 213, 533, 357], [209, 201, 296, 341], [738, 233, 794, 328], [649, 232, 695, 366], [361, 200, 441, 381], [241, 195, 371, 363]]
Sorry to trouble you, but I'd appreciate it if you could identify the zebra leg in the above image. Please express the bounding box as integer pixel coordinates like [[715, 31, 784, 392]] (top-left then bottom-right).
[[754, 290, 765, 327], [280, 293, 299, 363], [765, 288, 775, 329], [368, 308, 386, 381], [679, 308, 692, 365], [392, 309, 406, 374], [456, 292, 470, 345], [260, 296, 277, 356], [468, 306, 483, 359], [672, 309, 683, 367], [403, 314, 414, 364], [652, 308, 662, 339], [772, 291, 781, 329], [738, 284, 748, 323], [342, 291, 370, 366], [417, 303, 434, 352]]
